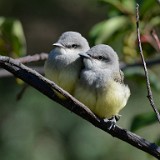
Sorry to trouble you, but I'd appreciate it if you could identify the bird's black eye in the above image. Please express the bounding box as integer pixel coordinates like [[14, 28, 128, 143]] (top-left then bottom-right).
[[98, 56, 103, 60], [96, 56, 109, 61], [66, 44, 80, 49], [71, 44, 79, 48]]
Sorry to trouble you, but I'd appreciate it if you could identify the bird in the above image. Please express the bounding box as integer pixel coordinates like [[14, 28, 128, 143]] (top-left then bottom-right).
[[44, 31, 90, 97], [74, 44, 130, 127]]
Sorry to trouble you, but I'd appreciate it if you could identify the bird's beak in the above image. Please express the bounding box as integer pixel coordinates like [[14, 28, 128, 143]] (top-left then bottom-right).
[[79, 53, 91, 59], [53, 43, 65, 48]]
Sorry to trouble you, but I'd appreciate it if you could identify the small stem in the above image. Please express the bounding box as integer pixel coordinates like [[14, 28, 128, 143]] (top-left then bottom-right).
[[136, 4, 160, 123]]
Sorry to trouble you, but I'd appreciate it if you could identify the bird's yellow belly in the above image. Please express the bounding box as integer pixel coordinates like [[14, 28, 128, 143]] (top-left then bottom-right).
[[74, 80, 130, 119], [45, 68, 78, 98]]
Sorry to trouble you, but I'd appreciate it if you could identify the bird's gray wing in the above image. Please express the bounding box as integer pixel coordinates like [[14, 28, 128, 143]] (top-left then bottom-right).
[[113, 70, 124, 83]]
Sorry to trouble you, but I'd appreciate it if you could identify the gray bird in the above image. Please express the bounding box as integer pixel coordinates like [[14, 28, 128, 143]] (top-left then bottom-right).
[[74, 44, 130, 126], [44, 31, 90, 97]]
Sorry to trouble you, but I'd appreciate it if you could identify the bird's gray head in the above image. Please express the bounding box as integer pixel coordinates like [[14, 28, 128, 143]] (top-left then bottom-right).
[[54, 31, 90, 54], [79, 44, 119, 71]]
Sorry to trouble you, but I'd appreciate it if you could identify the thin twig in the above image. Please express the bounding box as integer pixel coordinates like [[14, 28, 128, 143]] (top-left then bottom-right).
[[16, 52, 48, 63], [0, 53, 48, 78], [136, 4, 160, 123], [0, 55, 160, 159]]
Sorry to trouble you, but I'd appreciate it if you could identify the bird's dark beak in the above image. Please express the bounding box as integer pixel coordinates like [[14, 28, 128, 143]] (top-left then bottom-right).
[[79, 53, 91, 59], [53, 43, 65, 48]]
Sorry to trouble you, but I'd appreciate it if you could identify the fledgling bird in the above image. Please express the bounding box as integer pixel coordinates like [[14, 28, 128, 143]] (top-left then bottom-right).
[[74, 44, 130, 125], [44, 31, 90, 96]]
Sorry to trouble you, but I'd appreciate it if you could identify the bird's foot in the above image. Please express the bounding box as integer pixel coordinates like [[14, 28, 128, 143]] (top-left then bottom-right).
[[114, 114, 121, 121], [103, 115, 121, 130]]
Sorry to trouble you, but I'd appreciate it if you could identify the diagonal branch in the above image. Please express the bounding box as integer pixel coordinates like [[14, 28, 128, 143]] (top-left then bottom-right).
[[0, 55, 160, 159], [136, 4, 160, 123]]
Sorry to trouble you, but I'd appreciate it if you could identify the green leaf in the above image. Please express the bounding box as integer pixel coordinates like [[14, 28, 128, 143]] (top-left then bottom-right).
[[140, 0, 156, 17], [90, 16, 129, 44], [99, 0, 123, 10], [130, 112, 158, 131], [99, 0, 135, 14], [0, 17, 26, 58], [147, 16, 160, 30], [121, 0, 135, 14]]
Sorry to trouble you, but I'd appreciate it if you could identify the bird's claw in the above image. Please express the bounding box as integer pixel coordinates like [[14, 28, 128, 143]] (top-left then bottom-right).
[[104, 115, 121, 130], [114, 114, 121, 121]]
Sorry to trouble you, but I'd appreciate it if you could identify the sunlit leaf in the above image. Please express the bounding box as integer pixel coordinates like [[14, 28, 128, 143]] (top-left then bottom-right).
[[130, 111, 158, 131], [0, 17, 26, 58], [121, 0, 135, 14], [90, 16, 129, 44], [147, 16, 160, 30]]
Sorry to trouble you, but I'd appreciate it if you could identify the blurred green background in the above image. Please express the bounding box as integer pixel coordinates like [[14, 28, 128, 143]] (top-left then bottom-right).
[[0, 0, 160, 160]]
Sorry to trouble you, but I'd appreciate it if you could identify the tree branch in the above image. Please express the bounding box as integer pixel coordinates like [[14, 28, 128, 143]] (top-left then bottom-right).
[[0, 55, 160, 159], [0, 53, 48, 78], [16, 52, 48, 63], [0, 66, 45, 77], [136, 4, 160, 123]]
